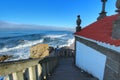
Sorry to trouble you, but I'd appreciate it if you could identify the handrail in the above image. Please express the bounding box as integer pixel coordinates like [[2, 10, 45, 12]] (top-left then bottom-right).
[[0, 56, 58, 80], [58, 49, 75, 57], [0, 58, 43, 76], [0, 48, 74, 80]]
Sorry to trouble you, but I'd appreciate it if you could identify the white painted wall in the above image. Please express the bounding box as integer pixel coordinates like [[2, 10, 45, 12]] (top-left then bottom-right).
[[76, 41, 106, 80]]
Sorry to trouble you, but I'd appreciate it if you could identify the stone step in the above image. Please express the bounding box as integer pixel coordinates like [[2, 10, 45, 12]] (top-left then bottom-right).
[[48, 57, 98, 80], [48, 76, 98, 80]]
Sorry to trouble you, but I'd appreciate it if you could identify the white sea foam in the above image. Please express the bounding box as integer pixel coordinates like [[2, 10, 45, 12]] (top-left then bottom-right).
[[44, 34, 67, 38], [0, 31, 74, 62], [0, 39, 43, 53], [59, 38, 75, 48]]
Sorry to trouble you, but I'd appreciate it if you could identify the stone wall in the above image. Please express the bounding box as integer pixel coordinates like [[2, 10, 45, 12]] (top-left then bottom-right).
[[75, 36, 120, 80], [112, 18, 120, 39]]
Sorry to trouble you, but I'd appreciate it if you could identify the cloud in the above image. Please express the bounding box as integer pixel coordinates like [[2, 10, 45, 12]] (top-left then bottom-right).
[[0, 21, 75, 32]]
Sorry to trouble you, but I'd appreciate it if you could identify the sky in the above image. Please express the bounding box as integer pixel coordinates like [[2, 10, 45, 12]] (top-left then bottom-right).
[[0, 0, 116, 29]]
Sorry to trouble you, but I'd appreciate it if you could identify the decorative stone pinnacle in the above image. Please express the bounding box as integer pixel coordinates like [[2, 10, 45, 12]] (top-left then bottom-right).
[[101, 0, 107, 2], [76, 15, 81, 32], [101, 0, 107, 13], [97, 0, 107, 20], [76, 15, 81, 26], [116, 0, 120, 13]]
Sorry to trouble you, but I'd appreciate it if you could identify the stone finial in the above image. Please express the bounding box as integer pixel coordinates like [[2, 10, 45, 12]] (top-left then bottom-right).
[[101, 0, 107, 2], [76, 15, 81, 32], [76, 15, 81, 26], [97, 0, 107, 20], [101, 0, 107, 12], [116, 0, 120, 13]]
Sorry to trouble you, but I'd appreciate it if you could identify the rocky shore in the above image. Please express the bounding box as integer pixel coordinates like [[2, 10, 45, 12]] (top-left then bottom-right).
[[0, 42, 75, 62]]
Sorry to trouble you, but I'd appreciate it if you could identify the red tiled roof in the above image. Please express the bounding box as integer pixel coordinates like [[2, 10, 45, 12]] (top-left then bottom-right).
[[75, 14, 120, 46]]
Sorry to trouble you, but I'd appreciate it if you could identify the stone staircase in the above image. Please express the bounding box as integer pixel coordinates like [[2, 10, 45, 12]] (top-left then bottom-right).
[[48, 57, 98, 80]]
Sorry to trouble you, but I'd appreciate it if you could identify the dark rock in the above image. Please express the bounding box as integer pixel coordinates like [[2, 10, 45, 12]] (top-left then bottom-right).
[[0, 55, 12, 62], [49, 46, 54, 54]]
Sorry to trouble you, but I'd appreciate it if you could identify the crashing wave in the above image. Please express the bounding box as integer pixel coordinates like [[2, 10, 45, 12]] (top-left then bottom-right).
[[0, 39, 43, 53], [44, 34, 67, 38], [59, 38, 75, 48], [0, 31, 74, 61]]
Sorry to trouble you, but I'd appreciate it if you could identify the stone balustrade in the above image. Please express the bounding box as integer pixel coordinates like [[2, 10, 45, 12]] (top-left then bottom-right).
[[0, 56, 58, 80], [58, 49, 75, 57]]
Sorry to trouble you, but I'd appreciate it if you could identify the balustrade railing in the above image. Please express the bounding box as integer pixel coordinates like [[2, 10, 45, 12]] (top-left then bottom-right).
[[0, 48, 75, 80], [58, 49, 75, 57], [0, 56, 58, 80]]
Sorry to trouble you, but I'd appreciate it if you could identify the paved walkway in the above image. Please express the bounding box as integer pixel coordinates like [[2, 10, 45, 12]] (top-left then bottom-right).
[[48, 57, 98, 80]]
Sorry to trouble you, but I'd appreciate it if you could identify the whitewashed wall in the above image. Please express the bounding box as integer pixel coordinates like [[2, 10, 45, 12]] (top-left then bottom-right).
[[76, 41, 106, 80]]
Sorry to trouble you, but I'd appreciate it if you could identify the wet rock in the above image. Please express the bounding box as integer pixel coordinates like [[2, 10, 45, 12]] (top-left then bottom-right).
[[0, 55, 12, 62], [30, 44, 49, 59]]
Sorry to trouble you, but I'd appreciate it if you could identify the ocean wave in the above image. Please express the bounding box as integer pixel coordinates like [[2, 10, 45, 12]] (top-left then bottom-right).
[[0, 39, 43, 53], [44, 34, 67, 38], [0, 31, 74, 61], [59, 38, 75, 48], [67, 38, 75, 44]]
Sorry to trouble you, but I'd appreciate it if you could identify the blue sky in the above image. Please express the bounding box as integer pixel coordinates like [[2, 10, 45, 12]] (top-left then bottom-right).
[[0, 0, 116, 29]]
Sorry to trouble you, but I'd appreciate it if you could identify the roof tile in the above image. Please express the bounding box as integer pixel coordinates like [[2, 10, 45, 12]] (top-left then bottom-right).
[[75, 14, 120, 46]]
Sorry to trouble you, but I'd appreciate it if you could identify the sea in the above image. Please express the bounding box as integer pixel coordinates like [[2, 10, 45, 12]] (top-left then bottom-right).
[[0, 30, 74, 61]]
